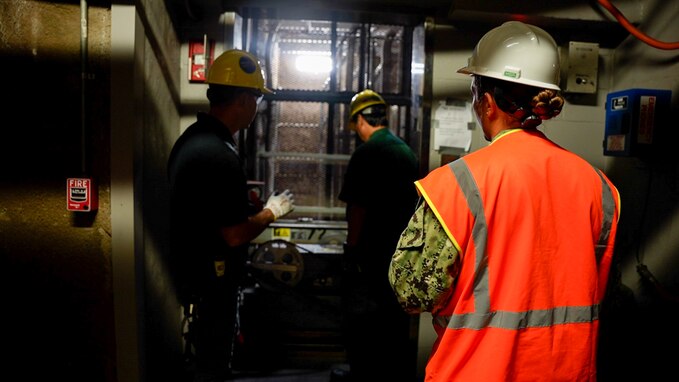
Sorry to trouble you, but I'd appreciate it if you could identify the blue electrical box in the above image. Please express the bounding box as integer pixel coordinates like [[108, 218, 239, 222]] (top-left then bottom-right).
[[604, 88, 671, 156]]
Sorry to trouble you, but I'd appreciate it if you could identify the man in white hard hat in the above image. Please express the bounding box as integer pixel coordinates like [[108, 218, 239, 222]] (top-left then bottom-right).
[[168, 49, 294, 382], [388, 21, 621, 381]]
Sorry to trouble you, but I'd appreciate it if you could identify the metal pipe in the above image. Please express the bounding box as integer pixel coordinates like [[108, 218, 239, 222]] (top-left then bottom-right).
[[420, 17, 434, 177], [80, 0, 88, 175]]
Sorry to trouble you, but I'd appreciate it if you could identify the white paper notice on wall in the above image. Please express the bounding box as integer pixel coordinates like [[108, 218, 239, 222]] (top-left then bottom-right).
[[433, 100, 473, 151]]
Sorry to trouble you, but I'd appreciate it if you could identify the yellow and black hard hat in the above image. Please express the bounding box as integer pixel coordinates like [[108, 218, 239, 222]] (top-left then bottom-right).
[[349, 89, 387, 120], [206, 49, 273, 94]]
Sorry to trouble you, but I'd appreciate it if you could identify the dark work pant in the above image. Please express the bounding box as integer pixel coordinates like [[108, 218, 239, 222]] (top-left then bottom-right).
[[191, 286, 239, 381], [342, 273, 417, 382]]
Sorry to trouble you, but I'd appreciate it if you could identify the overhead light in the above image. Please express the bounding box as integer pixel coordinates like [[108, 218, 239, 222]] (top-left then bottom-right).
[[294, 51, 332, 73]]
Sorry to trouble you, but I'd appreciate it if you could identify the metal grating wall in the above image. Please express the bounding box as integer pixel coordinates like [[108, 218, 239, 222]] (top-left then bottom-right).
[[245, 18, 419, 221]]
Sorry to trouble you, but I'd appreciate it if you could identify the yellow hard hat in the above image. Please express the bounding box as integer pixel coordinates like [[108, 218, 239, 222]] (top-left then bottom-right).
[[206, 49, 273, 94], [457, 21, 561, 90], [349, 89, 387, 120]]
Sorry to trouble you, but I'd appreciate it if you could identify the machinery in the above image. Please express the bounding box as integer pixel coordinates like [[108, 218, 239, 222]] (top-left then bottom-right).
[[226, 13, 420, 372], [235, 219, 348, 371]]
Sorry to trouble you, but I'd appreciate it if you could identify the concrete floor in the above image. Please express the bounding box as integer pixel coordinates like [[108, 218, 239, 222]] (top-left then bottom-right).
[[230, 365, 350, 381]]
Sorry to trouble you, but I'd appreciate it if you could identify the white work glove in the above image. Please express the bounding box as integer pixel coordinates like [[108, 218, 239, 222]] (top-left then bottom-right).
[[264, 189, 295, 220]]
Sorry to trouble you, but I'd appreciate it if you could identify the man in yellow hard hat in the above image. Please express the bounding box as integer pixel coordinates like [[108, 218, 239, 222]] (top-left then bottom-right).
[[168, 49, 295, 382], [339, 89, 420, 381]]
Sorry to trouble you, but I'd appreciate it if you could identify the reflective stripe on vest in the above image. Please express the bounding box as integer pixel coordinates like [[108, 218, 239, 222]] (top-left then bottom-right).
[[432, 159, 617, 331], [594, 168, 616, 264]]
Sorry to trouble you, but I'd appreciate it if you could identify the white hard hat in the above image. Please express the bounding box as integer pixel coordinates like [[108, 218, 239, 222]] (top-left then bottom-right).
[[457, 21, 561, 90]]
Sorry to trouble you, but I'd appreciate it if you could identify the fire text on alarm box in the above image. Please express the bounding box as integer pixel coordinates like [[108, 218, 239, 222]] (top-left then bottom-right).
[[67, 178, 98, 211]]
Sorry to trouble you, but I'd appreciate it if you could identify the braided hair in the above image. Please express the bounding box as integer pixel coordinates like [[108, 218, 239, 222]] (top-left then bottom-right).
[[473, 76, 564, 128]]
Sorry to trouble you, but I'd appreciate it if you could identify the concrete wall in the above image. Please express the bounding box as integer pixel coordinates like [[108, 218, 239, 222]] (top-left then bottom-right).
[[0, 1, 185, 381], [110, 1, 185, 381], [0, 2, 115, 381]]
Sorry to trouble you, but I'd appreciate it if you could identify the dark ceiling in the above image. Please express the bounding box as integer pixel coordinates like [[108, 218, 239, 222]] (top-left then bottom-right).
[[166, 0, 453, 27], [165, 0, 630, 48]]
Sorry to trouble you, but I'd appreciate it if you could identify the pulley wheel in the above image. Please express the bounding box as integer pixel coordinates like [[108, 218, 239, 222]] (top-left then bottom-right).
[[250, 240, 304, 287]]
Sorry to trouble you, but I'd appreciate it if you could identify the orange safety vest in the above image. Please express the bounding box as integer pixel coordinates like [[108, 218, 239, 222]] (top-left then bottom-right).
[[417, 129, 620, 382]]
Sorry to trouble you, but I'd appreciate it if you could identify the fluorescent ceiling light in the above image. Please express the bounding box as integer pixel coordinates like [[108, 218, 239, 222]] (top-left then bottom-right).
[[295, 54, 332, 73]]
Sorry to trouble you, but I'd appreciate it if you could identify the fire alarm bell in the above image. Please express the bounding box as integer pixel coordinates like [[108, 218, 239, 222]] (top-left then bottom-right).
[[67, 178, 98, 212], [189, 37, 215, 82]]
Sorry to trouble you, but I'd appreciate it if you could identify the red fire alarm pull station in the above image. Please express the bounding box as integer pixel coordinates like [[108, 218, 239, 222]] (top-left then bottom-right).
[[189, 37, 215, 82], [67, 178, 98, 212]]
